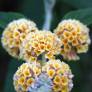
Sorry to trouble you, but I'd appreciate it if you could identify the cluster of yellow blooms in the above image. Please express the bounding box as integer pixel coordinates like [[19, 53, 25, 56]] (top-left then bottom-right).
[[54, 19, 91, 60], [20, 31, 61, 62], [1, 18, 38, 58], [42, 59, 74, 92], [13, 59, 73, 92], [1, 18, 90, 61], [1, 18, 91, 92], [13, 62, 41, 92]]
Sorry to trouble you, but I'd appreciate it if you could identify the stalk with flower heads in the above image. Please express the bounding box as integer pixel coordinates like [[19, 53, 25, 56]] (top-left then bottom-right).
[[1, 1, 91, 91], [1, 18, 91, 92]]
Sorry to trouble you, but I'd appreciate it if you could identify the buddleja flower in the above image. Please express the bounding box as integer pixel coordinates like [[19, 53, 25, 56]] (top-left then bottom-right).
[[28, 73, 52, 92], [1, 18, 38, 58], [13, 62, 41, 92], [54, 19, 91, 61], [20, 31, 61, 63], [42, 59, 74, 92]]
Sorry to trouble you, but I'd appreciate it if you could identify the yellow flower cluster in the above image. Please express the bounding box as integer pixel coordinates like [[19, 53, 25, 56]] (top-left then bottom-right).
[[13, 62, 41, 92], [54, 19, 91, 60], [1, 18, 38, 58], [1, 17, 90, 92], [20, 31, 61, 62], [42, 59, 73, 92]]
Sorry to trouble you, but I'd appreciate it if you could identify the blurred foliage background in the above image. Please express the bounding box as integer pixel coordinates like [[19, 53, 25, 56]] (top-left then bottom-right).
[[0, 0, 92, 92]]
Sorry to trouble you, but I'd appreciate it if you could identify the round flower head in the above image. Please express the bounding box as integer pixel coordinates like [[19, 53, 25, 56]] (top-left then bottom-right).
[[1, 18, 38, 58], [54, 19, 91, 61], [13, 62, 41, 92], [42, 59, 74, 92], [20, 30, 61, 63]]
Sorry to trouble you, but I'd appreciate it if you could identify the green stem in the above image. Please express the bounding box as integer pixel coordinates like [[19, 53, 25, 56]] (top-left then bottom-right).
[[41, 53, 47, 66]]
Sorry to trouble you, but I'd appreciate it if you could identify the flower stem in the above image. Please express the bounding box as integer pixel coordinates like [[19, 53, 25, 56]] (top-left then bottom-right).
[[43, 0, 56, 30]]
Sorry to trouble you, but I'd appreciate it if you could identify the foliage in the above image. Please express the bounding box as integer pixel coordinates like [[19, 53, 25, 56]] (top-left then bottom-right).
[[63, 8, 92, 26]]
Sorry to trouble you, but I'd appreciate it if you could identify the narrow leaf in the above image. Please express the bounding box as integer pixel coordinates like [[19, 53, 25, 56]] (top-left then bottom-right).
[[63, 8, 92, 26]]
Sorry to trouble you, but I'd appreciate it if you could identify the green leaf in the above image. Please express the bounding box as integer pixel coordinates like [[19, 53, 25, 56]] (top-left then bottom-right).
[[63, 8, 92, 26], [61, 0, 92, 8], [0, 12, 25, 29], [4, 59, 23, 92]]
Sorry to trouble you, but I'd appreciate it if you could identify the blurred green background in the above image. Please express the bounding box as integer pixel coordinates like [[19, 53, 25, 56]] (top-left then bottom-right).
[[0, 0, 92, 92]]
